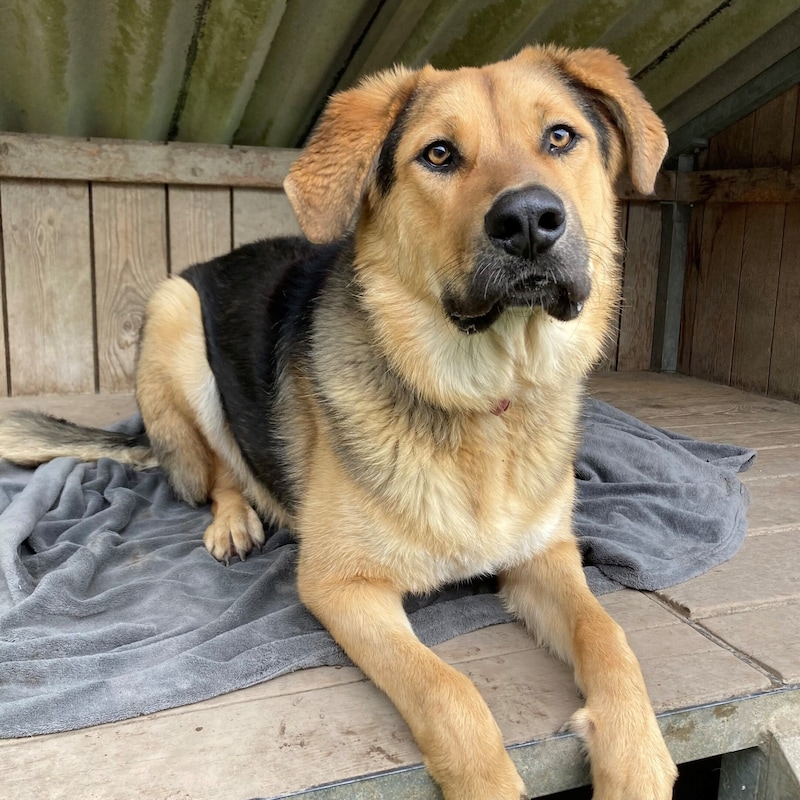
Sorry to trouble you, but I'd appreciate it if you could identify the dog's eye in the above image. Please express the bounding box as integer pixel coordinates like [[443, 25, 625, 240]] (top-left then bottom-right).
[[546, 126, 577, 153], [421, 141, 457, 169]]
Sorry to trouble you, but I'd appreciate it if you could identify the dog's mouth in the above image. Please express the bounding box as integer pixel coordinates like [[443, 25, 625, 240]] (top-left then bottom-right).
[[443, 272, 587, 335], [446, 302, 504, 335]]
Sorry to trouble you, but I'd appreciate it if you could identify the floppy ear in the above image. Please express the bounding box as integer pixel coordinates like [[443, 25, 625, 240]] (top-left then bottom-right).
[[533, 47, 668, 194], [284, 67, 419, 243]]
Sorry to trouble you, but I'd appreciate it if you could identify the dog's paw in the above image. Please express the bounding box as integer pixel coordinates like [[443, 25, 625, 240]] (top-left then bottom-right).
[[567, 705, 676, 800], [203, 503, 265, 564]]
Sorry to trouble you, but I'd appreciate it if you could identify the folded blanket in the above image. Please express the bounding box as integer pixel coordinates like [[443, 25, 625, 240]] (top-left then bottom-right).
[[0, 399, 754, 737]]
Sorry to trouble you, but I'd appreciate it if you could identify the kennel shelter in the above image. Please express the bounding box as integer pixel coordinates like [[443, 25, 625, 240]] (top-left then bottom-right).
[[1, 1, 799, 798]]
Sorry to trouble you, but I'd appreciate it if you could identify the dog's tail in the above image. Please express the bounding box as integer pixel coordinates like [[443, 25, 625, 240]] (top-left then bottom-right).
[[0, 410, 156, 468]]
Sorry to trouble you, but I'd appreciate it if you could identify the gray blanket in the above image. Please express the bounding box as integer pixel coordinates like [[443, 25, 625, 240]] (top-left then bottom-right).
[[0, 399, 754, 738]]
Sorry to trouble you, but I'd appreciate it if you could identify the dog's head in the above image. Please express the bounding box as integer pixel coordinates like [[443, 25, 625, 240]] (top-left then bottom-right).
[[285, 46, 667, 404]]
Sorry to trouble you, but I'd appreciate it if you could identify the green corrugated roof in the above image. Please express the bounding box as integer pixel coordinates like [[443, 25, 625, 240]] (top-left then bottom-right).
[[1, 0, 799, 154]]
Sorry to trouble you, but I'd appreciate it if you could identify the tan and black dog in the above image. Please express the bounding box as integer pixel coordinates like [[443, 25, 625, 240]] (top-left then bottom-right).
[[0, 46, 674, 799]]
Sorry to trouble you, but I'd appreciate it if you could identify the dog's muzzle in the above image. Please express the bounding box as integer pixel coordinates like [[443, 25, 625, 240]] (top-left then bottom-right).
[[444, 186, 592, 334]]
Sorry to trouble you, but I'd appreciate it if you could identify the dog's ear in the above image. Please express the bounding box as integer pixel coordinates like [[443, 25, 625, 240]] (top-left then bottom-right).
[[284, 67, 419, 243], [531, 47, 668, 194]]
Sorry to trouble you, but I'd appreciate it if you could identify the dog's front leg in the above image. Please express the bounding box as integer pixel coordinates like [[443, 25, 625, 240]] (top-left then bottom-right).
[[297, 566, 527, 800], [500, 535, 676, 800]]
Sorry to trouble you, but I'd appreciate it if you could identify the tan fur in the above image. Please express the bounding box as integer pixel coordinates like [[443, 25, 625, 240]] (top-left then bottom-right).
[[135, 277, 279, 559], [291, 47, 673, 800], [1, 46, 674, 799]]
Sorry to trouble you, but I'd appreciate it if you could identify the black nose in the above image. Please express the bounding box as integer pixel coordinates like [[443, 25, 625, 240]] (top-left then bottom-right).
[[484, 186, 566, 260]]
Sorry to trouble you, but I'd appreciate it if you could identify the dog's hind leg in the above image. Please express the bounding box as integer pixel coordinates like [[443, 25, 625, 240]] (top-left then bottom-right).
[[136, 276, 265, 562], [136, 277, 218, 506]]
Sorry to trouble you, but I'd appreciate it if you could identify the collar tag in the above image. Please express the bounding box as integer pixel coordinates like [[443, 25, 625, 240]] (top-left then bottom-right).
[[491, 398, 511, 416]]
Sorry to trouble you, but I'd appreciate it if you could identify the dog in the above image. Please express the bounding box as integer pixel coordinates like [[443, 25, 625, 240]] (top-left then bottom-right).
[[0, 46, 674, 799]]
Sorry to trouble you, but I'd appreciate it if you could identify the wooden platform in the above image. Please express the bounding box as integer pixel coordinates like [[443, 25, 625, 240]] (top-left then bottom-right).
[[0, 371, 798, 799]]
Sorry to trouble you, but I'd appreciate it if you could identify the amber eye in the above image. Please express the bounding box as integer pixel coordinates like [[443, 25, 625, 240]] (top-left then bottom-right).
[[422, 141, 456, 168], [547, 126, 576, 152]]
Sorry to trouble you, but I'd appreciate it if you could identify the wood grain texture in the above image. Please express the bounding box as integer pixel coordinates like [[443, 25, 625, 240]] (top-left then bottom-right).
[[769, 202, 800, 401], [702, 605, 800, 685], [0, 392, 137, 426], [232, 187, 300, 248], [793, 91, 800, 167], [0, 133, 296, 188], [616, 202, 661, 371], [168, 186, 232, 273], [656, 529, 800, 620], [93, 184, 169, 393], [1, 180, 94, 395], [614, 171, 675, 202], [688, 203, 746, 385], [731, 204, 784, 394], [751, 86, 798, 169], [675, 166, 800, 204], [677, 204, 704, 375], [705, 114, 754, 170], [0, 196, 7, 397]]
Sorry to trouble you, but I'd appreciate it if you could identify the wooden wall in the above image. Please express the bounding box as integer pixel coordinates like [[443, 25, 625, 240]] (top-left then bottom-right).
[[599, 200, 663, 372], [0, 132, 668, 397], [0, 135, 299, 397], [679, 83, 800, 402]]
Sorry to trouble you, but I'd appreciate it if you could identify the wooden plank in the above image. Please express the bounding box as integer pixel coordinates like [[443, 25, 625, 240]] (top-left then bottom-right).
[[794, 90, 800, 167], [677, 204, 703, 375], [658, 422, 800, 449], [769, 202, 800, 401], [702, 604, 800, 684], [0, 133, 296, 188], [0, 133, 666, 203], [675, 166, 800, 204], [747, 477, 800, 532], [0, 193, 7, 397], [615, 171, 675, 202], [730, 205, 784, 394], [232, 188, 300, 247], [168, 186, 232, 273], [688, 203, 746, 385], [589, 371, 800, 429], [655, 530, 800, 620], [1, 180, 95, 395], [0, 392, 137, 427], [589, 370, 796, 404], [705, 107, 755, 169], [751, 85, 799, 168], [616, 202, 661, 371], [92, 184, 169, 393], [741, 445, 800, 482]]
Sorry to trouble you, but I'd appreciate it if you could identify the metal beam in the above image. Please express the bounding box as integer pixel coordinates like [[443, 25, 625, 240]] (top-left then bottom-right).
[[651, 155, 693, 373], [279, 689, 800, 800]]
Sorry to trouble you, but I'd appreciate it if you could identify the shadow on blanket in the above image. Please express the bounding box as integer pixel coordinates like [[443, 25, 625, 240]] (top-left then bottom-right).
[[0, 399, 754, 737]]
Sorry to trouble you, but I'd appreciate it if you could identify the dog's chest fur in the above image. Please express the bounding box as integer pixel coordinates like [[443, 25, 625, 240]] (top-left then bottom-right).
[[306, 297, 581, 590]]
